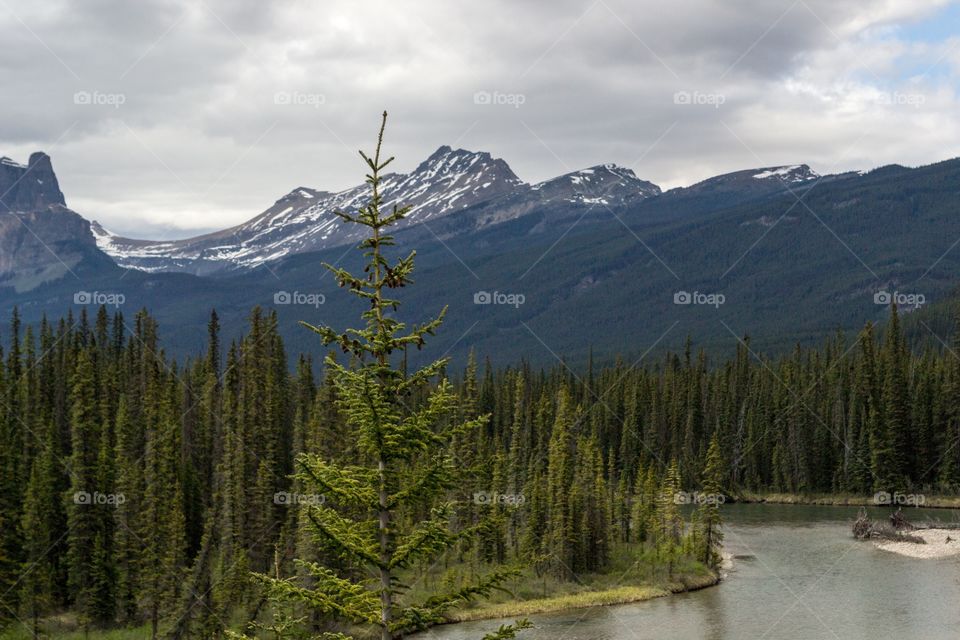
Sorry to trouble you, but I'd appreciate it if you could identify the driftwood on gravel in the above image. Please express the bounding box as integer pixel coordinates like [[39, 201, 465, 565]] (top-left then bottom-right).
[[889, 507, 916, 530], [852, 508, 926, 544]]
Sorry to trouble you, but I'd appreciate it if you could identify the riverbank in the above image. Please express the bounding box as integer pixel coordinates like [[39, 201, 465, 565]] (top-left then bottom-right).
[[445, 570, 720, 623], [427, 505, 960, 640], [876, 528, 960, 559], [735, 492, 960, 509]]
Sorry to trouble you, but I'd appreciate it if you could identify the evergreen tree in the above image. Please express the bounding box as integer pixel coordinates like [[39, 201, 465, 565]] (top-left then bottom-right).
[[66, 349, 106, 628], [19, 430, 59, 636], [251, 113, 530, 640], [697, 434, 724, 568]]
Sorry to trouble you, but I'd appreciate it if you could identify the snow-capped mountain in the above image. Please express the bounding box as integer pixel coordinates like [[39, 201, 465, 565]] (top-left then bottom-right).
[[92, 146, 529, 274], [666, 163, 819, 198], [530, 164, 661, 205], [5, 146, 833, 280], [92, 148, 664, 274]]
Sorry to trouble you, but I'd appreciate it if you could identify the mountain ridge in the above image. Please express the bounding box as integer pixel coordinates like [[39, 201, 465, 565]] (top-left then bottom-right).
[[4, 151, 960, 369], [86, 147, 824, 275]]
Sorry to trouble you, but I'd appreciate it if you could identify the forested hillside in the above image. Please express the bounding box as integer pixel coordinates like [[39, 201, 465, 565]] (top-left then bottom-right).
[[0, 297, 955, 637]]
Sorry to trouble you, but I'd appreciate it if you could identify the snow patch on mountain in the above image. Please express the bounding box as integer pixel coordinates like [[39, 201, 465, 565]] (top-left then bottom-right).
[[97, 146, 535, 272], [752, 165, 820, 182], [0, 157, 26, 169]]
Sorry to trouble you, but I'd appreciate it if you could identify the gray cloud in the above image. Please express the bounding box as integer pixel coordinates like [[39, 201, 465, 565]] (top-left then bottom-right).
[[0, 0, 957, 237]]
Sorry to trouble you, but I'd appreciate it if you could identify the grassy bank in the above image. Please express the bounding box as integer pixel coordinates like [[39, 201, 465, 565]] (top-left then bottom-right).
[[734, 492, 960, 509], [412, 542, 719, 624], [446, 571, 718, 623]]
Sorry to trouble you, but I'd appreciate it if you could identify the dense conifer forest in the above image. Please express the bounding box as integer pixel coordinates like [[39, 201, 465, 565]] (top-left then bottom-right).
[[0, 296, 955, 637]]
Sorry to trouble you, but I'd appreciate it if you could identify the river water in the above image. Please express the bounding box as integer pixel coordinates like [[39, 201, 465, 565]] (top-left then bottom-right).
[[425, 504, 960, 640]]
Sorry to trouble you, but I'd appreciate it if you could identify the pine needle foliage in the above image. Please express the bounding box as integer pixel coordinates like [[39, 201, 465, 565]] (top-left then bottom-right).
[[255, 112, 531, 640]]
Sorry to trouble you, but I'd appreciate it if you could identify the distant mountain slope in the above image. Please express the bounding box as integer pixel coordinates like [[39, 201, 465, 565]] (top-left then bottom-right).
[[7, 147, 960, 370], [89, 147, 829, 276], [92, 146, 531, 274]]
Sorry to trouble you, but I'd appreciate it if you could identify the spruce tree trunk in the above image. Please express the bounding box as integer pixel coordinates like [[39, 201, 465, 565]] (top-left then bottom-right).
[[379, 458, 392, 640]]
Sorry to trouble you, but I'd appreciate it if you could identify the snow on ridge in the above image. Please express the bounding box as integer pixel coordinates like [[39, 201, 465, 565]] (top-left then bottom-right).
[[0, 156, 26, 169], [752, 165, 819, 182], [97, 146, 556, 272], [90, 222, 117, 253]]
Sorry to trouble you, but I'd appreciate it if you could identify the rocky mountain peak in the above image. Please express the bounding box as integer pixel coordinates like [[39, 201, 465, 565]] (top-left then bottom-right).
[[530, 163, 661, 207], [404, 145, 524, 196], [0, 151, 66, 213]]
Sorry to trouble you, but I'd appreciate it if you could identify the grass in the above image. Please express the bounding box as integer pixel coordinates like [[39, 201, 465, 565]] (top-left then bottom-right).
[[0, 618, 152, 639], [736, 492, 960, 509], [446, 585, 670, 622], [408, 543, 719, 623]]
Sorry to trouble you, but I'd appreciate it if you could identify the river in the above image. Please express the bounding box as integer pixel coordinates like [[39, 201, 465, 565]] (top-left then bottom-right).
[[426, 504, 960, 639]]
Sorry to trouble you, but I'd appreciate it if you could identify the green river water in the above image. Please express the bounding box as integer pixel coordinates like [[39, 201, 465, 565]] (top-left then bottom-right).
[[425, 503, 960, 639]]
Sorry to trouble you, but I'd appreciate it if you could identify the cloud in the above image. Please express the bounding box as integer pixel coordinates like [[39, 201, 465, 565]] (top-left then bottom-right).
[[0, 0, 957, 237]]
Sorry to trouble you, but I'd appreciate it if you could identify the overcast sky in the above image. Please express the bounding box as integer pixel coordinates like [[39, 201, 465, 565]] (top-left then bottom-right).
[[1, 0, 958, 238]]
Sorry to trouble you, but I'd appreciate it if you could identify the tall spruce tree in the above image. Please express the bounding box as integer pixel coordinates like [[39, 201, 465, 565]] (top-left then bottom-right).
[[697, 434, 724, 568], [66, 348, 105, 628], [249, 113, 530, 640]]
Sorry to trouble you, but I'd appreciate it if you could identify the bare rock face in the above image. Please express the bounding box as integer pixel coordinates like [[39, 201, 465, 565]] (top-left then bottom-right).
[[0, 207, 101, 292], [0, 152, 67, 213], [0, 153, 106, 292]]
